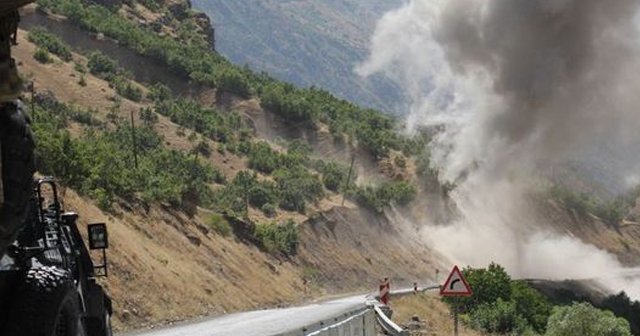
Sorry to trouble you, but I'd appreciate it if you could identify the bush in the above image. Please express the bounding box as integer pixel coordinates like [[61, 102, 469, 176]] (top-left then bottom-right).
[[444, 263, 512, 313], [87, 51, 118, 77], [321, 162, 348, 192], [248, 182, 278, 208], [470, 298, 526, 334], [37, 0, 415, 161], [111, 75, 143, 101], [147, 83, 172, 102], [207, 213, 232, 237], [355, 181, 417, 213], [34, 48, 51, 63], [32, 103, 220, 210], [248, 142, 279, 173], [511, 280, 552, 333], [261, 203, 276, 217], [28, 27, 73, 62], [545, 302, 632, 336], [274, 166, 324, 212], [253, 220, 298, 256]]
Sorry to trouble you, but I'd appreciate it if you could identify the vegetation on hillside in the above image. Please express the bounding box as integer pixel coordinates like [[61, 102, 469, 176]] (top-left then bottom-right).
[[549, 185, 632, 225], [28, 27, 73, 62], [33, 99, 220, 209], [36, 0, 418, 160], [444, 263, 637, 336], [27, 0, 428, 260]]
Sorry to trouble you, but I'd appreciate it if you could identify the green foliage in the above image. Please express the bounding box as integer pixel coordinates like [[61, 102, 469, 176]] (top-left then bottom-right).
[[253, 220, 298, 256], [274, 166, 324, 212], [33, 48, 52, 63], [154, 98, 242, 143], [147, 83, 172, 102], [87, 51, 118, 78], [248, 142, 279, 173], [140, 107, 158, 126], [354, 181, 416, 213], [260, 82, 316, 124], [450, 263, 512, 313], [36, 0, 412, 160], [550, 185, 630, 225], [32, 101, 221, 210], [601, 292, 640, 336], [261, 203, 276, 217], [319, 161, 349, 192], [110, 75, 143, 102], [207, 213, 232, 237], [511, 280, 552, 333], [470, 298, 527, 334], [28, 27, 73, 62], [248, 181, 278, 208], [545, 302, 632, 336]]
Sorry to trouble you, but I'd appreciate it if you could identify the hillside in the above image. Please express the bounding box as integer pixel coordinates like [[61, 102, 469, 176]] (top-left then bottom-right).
[[12, 0, 640, 333], [14, 0, 441, 331], [191, 0, 406, 114]]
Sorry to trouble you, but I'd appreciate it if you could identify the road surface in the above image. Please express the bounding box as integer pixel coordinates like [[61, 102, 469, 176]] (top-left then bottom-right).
[[121, 294, 374, 336]]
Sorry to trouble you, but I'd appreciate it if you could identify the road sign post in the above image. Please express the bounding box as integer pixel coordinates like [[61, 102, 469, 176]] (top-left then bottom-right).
[[379, 277, 390, 305], [440, 265, 472, 336]]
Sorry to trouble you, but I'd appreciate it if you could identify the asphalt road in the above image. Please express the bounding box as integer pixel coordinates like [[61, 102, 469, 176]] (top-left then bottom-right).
[[121, 294, 375, 336]]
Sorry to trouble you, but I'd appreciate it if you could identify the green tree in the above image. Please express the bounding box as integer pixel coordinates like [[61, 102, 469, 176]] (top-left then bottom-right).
[[445, 263, 512, 313], [545, 302, 632, 336], [470, 298, 527, 334], [511, 280, 552, 333]]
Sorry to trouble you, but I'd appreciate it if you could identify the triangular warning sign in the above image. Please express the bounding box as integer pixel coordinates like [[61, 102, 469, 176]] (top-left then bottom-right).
[[440, 265, 473, 297]]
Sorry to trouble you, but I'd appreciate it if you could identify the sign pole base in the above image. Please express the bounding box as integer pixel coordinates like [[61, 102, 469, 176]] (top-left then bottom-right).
[[454, 304, 459, 336]]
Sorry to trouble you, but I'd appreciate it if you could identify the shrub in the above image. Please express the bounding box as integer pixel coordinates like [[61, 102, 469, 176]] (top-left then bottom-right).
[[470, 298, 526, 334], [355, 181, 417, 213], [111, 75, 143, 101], [207, 213, 232, 237], [248, 142, 279, 174], [511, 280, 552, 333], [248, 182, 278, 208], [253, 220, 298, 256], [34, 48, 51, 63], [545, 302, 632, 336], [28, 27, 73, 62], [87, 51, 118, 77], [274, 166, 324, 212], [321, 162, 348, 192], [147, 83, 172, 102], [261, 203, 276, 217]]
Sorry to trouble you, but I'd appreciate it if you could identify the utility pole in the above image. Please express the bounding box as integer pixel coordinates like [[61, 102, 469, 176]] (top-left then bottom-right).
[[130, 109, 138, 169], [341, 154, 355, 206]]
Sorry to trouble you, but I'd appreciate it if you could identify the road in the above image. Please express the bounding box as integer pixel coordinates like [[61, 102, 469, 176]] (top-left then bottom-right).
[[121, 294, 375, 336]]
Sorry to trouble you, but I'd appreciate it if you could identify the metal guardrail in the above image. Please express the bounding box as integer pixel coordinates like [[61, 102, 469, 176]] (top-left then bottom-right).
[[275, 306, 375, 336], [277, 285, 441, 336], [373, 284, 441, 336], [373, 305, 408, 336], [305, 308, 376, 336]]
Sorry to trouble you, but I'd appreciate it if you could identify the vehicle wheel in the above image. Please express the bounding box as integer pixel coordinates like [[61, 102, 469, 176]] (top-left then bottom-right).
[[0, 100, 35, 256], [6, 266, 85, 336]]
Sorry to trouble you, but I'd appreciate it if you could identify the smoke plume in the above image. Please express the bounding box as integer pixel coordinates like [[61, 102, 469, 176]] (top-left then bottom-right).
[[359, 0, 640, 298]]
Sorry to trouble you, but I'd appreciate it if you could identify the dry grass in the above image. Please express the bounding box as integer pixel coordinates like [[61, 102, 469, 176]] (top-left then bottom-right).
[[390, 292, 484, 336]]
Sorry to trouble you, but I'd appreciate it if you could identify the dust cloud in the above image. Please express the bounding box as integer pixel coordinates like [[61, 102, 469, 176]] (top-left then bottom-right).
[[358, 0, 640, 298]]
